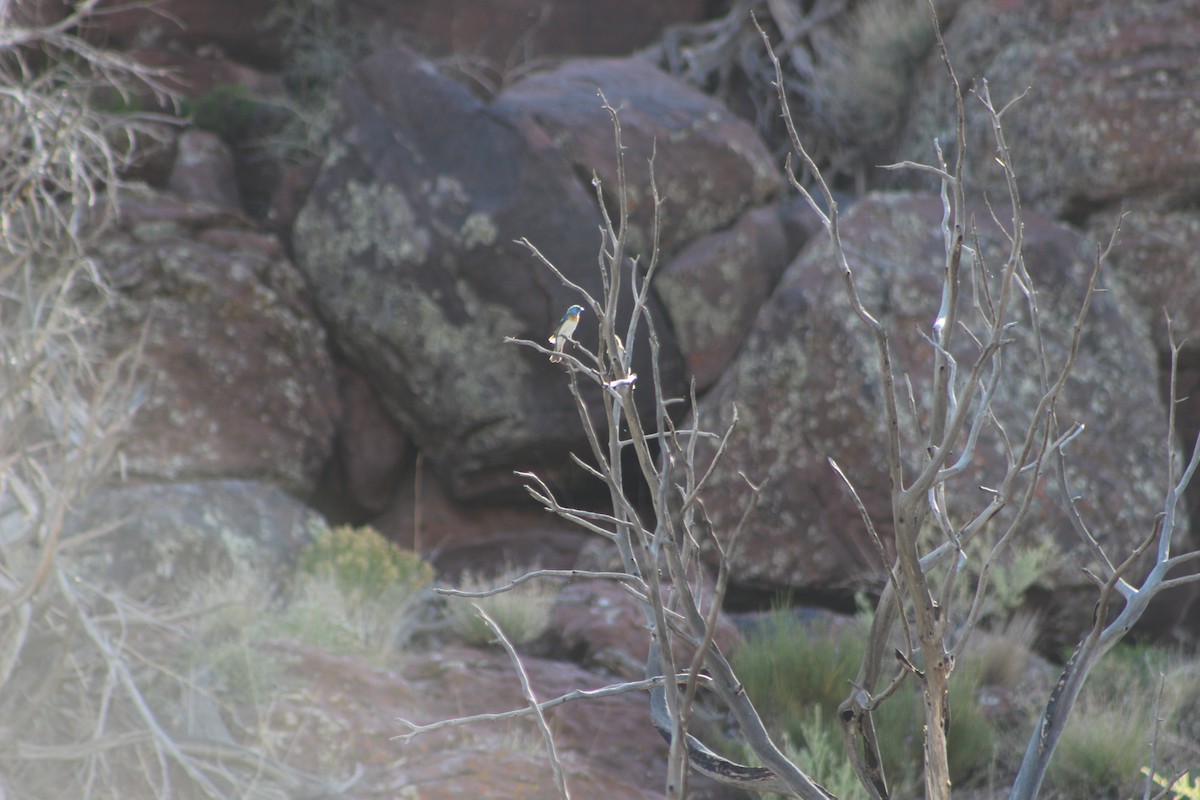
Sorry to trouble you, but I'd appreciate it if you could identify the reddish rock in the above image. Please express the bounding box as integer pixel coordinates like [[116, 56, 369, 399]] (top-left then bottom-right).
[[1084, 215, 1200, 645], [95, 187, 339, 494], [1086, 206, 1200, 352], [267, 157, 323, 235], [127, 45, 286, 102], [894, 0, 1200, 221], [370, 0, 706, 65], [326, 365, 411, 516], [93, 0, 286, 68], [656, 202, 816, 390], [293, 45, 685, 500], [374, 471, 591, 580], [694, 193, 1180, 636], [497, 56, 782, 258], [264, 641, 671, 799], [168, 129, 243, 211], [552, 579, 743, 680]]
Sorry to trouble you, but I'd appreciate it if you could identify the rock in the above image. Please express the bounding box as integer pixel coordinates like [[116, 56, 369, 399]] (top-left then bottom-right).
[[168, 129, 243, 211], [693, 193, 1178, 625], [64, 480, 327, 603], [656, 202, 816, 391], [322, 365, 411, 517], [265, 641, 672, 799], [1081, 216, 1200, 644], [1086, 205, 1200, 352], [293, 45, 685, 500], [92, 0, 286, 67], [373, 0, 707, 65], [552, 579, 743, 680], [127, 45, 286, 104], [373, 471, 591, 581], [497, 56, 782, 257], [893, 0, 1200, 222], [95, 187, 339, 495]]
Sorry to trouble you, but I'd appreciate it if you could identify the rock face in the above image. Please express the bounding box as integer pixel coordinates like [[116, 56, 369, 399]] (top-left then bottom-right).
[[269, 641, 672, 800], [167, 129, 243, 211], [497, 56, 782, 258], [552, 579, 742, 679], [65, 481, 327, 603], [323, 365, 411, 517], [293, 46, 686, 500], [894, 0, 1200, 637], [694, 193, 1176, 602], [95, 188, 339, 495], [895, 0, 1200, 223], [374, 471, 592, 580], [91, 0, 286, 67], [378, 0, 707, 65], [655, 202, 816, 391]]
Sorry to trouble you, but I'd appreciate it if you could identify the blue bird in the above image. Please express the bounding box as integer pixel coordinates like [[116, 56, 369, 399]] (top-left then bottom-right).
[[548, 304, 583, 363]]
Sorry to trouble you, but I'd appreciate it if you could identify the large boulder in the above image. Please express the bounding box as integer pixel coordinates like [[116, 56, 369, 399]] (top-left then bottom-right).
[[894, 0, 1200, 222], [92, 0, 286, 67], [693, 193, 1180, 629], [497, 56, 782, 258], [268, 641, 672, 799], [379, 0, 707, 65], [374, 470, 591, 580], [655, 201, 816, 391], [95, 188, 339, 495], [322, 364, 412, 517], [293, 46, 685, 500], [64, 480, 327, 603]]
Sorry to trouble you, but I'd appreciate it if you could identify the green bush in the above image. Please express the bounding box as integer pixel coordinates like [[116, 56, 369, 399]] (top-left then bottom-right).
[[1046, 642, 1200, 800], [298, 524, 433, 604], [732, 609, 997, 793], [288, 525, 434, 655]]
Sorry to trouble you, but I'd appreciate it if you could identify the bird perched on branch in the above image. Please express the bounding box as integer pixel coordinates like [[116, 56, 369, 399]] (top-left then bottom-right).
[[549, 304, 583, 363]]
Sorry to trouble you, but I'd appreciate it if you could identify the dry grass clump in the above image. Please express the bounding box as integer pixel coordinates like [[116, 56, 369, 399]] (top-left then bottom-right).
[[445, 566, 559, 647]]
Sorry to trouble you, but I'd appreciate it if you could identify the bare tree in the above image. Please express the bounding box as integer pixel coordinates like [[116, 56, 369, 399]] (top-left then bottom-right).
[[400, 7, 1200, 800]]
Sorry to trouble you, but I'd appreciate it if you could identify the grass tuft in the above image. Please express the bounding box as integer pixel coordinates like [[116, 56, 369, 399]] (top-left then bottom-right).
[[445, 566, 558, 647]]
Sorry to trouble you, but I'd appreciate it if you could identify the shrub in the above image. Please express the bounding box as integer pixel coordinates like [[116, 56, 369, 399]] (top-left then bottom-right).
[[298, 524, 434, 604], [732, 609, 997, 793], [290, 525, 434, 655], [445, 566, 558, 647], [1047, 701, 1148, 800]]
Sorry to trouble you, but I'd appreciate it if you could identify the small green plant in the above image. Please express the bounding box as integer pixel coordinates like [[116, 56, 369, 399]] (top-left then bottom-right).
[[184, 83, 260, 138], [446, 566, 558, 647], [1047, 701, 1148, 799], [785, 707, 869, 800], [298, 524, 434, 603], [975, 611, 1039, 688], [288, 525, 434, 655], [732, 609, 998, 793], [181, 564, 285, 705]]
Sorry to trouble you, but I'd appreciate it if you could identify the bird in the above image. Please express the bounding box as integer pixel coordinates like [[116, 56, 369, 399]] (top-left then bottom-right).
[[548, 304, 583, 363]]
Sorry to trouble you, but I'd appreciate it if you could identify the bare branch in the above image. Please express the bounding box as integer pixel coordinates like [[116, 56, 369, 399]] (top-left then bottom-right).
[[393, 674, 705, 742]]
